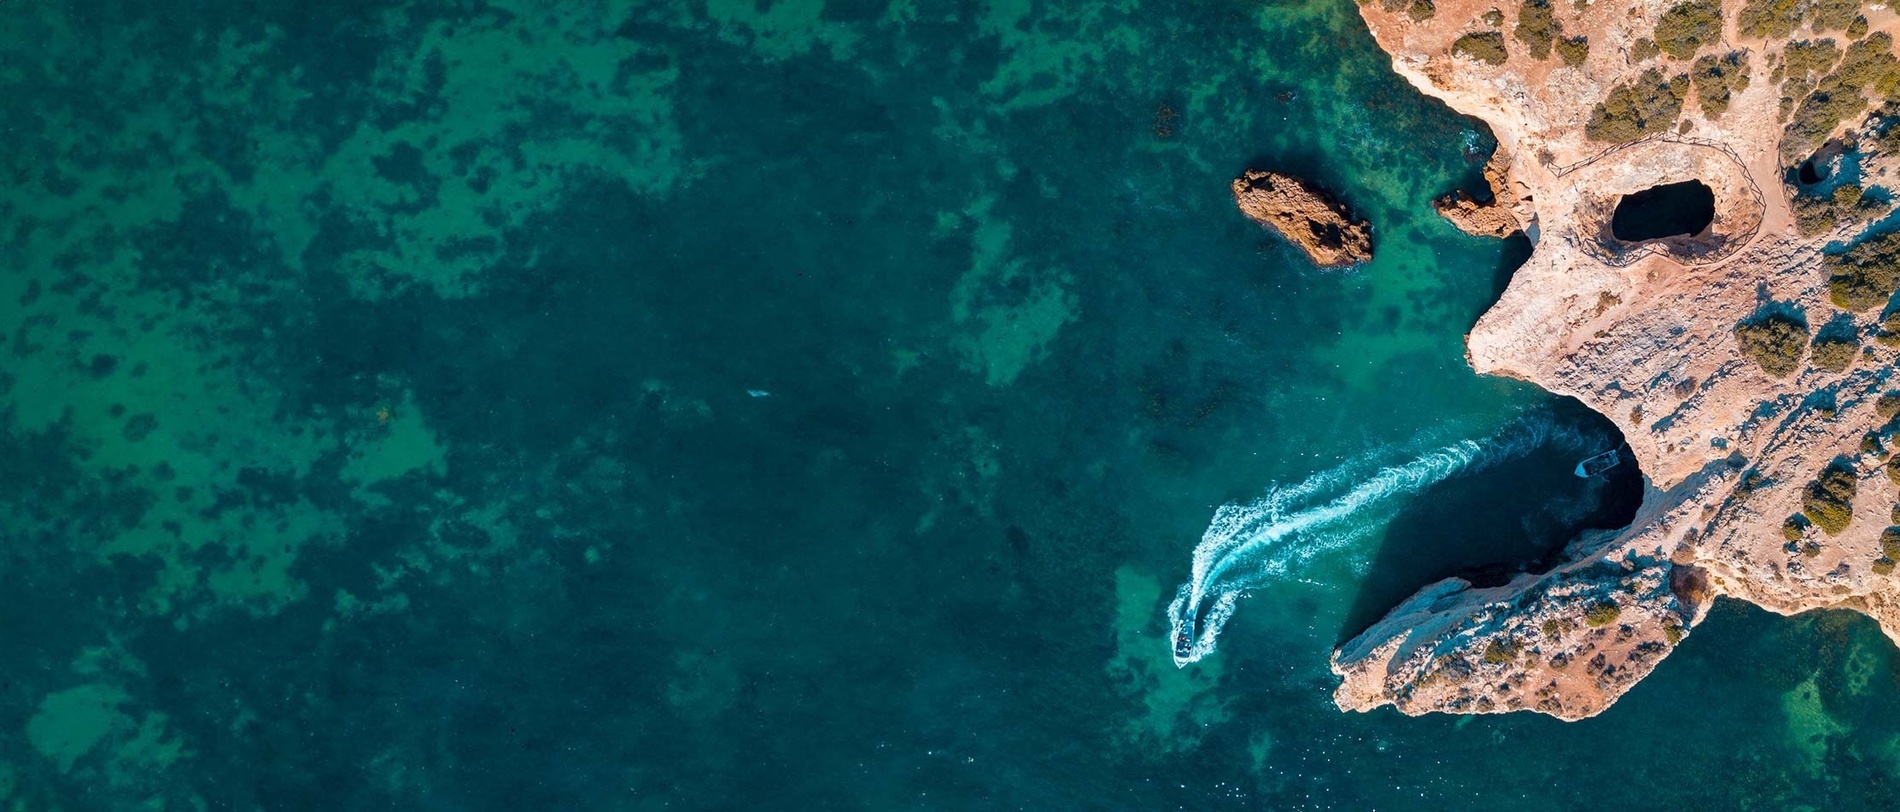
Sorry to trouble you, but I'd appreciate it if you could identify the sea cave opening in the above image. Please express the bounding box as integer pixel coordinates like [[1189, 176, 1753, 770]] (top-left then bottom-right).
[[1337, 398, 1644, 643], [1610, 179, 1716, 242]]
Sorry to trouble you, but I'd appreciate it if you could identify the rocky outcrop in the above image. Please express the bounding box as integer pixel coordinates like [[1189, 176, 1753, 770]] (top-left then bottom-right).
[[1232, 169, 1374, 268], [1433, 150, 1528, 238], [1333, 0, 1900, 720]]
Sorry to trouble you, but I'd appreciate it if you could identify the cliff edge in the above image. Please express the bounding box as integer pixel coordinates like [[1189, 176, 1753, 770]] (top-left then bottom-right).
[[1334, 0, 1900, 720]]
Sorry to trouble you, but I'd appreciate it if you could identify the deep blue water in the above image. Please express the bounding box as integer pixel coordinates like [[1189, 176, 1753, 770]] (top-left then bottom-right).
[[5, 0, 1900, 809]]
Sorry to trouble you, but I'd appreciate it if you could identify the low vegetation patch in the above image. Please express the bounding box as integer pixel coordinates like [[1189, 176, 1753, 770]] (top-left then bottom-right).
[[1792, 183, 1872, 237], [1738, 0, 1801, 39], [1784, 514, 1810, 540], [1692, 52, 1750, 117], [1481, 637, 1518, 664], [1887, 454, 1900, 485], [1882, 526, 1900, 559], [1878, 392, 1900, 421], [1556, 36, 1589, 67], [1453, 31, 1509, 66], [1655, 0, 1724, 59], [1515, 0, 1560, 58], [1784, 34, 1900, 160], [1783, 39, 1841, 83], [1631, 38, 1661, 62], [1734, 312, 1809, 377], [1810, 0, 1860, 32], [1826, 228, 1900, 312], [1586, 69, 1689, 143], [1810, 335, 1859, 372], [1583, 601, 1622, 627], [1801, 462, 1858, 536], [1878, 311, 1900, 346]]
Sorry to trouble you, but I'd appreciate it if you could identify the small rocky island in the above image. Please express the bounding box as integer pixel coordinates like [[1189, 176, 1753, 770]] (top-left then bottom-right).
[[1335, 0, 1900, 720], [1232, 169, 1374, 267]]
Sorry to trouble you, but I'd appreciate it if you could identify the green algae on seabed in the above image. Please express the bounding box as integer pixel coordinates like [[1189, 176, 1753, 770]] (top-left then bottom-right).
[[1108, 566, 1228, 755], [10, 0, 1900, 808], [26, 685, 132, 774]]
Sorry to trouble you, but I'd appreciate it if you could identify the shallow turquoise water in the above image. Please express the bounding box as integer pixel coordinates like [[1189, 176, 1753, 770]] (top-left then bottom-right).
[[5, 0, 1900, 808]]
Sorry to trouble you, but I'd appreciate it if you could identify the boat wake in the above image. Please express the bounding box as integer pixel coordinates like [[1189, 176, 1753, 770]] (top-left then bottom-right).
[[1168, 413, 1602, 667]]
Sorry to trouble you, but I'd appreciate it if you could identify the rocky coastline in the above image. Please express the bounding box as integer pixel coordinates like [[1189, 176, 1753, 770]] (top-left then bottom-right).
[[1333, 0, 1900, 720]]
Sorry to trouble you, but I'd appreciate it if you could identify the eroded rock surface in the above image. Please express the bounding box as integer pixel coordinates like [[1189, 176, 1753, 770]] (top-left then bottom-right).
[[1232, 169, 1374, 268], [1334, 0, 1900, 720], [1433, 149, 1530, 237]]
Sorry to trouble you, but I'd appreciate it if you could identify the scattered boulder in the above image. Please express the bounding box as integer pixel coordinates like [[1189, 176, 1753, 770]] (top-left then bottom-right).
[[1231, 169, 1374, 268]]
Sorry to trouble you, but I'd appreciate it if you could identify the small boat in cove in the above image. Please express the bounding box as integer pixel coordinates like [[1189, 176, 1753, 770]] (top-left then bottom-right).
[[1575, 448, 1621, 478]]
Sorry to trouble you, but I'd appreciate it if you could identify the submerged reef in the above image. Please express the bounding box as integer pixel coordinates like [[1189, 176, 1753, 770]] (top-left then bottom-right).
[[1231, 169, 1375, 267], [1337, 0, 1900, 720]]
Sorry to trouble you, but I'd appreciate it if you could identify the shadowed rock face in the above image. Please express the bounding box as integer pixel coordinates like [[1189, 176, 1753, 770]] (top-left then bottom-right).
[[1231, 169, 1374, 268], [1333, 0, 1900, 720], [1612, 180, 1716, 242]]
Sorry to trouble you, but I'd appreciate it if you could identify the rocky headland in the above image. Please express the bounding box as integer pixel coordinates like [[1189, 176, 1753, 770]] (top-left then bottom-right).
[[1232, 169, 1376, 267], [1334, 0, 1900, 720]]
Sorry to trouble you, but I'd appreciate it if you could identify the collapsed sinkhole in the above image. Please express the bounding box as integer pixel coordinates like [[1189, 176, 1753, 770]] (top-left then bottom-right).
[[1799, 158, 1828, 185], [1610, 180, 1716, 242]]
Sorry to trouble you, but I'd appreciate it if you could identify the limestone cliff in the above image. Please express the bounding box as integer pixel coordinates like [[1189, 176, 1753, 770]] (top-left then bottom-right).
[[1334, 0, 1900, 720]]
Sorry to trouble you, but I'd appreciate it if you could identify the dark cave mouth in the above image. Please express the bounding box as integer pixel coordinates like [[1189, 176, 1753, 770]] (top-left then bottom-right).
[[1611, 180, 1716, 242]]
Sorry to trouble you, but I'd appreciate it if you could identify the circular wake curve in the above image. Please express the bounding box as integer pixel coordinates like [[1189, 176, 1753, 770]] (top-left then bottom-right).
[[1168, 412, 1604, 667]]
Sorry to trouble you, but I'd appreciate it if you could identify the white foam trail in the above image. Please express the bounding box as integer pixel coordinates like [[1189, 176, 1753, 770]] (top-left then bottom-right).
[[1169, 414, 1599, 666]]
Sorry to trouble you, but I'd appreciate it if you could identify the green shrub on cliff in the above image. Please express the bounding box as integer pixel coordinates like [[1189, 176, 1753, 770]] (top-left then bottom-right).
[[1481, 638, 1518, 664], [1886, 455, 1900, 485], [1783, 39, 1841, 83], [1802, 463, 1858, 535], [1877, 392, 1900, 421], [1584, 601, 1622, 627], [1878, 312, 1900, 346], [1874, 557, 1896, 575], [1454, 32, 1510, 65], [1655, 0, 1723, 59], [1784, 514, 1811, 540], [1738, 0, 1801, 39], [1792, 193, 1839, 236], [1586, 69, 1690, 142], [1515, 0, 1560, 59], [1810, 0, 1860, 32], [1784, 35, 1900, 159], [1733, 312, 1809, 377], [1556, 36, 1590, 67], [1810, 336, 1859, 372], [1631, 38, 1662, 62], [1826, 229, 1900, 312], [1693, 52, 1751, 116], [1881, 526, 1900, 559]]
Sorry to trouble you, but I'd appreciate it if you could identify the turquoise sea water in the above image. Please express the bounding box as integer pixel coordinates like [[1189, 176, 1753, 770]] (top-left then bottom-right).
[[8, 0, 1900, 808]]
